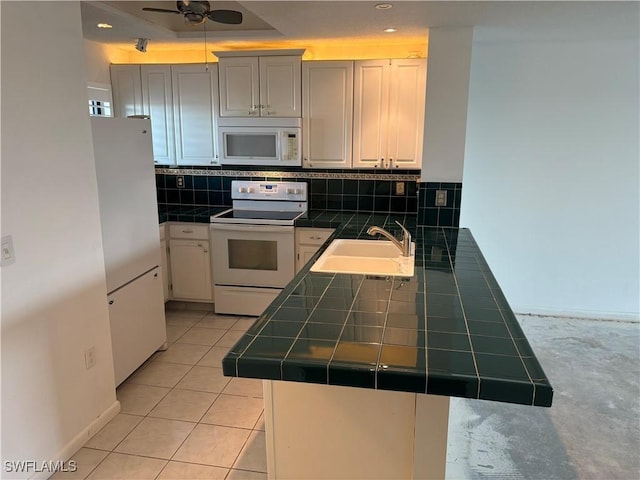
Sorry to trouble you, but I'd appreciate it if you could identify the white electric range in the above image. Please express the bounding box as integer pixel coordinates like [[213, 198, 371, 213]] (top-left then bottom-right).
[[210, 180, 307, 316]]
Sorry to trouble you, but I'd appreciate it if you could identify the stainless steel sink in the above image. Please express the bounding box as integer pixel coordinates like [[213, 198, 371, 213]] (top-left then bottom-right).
[[310, 239, 415, 277]]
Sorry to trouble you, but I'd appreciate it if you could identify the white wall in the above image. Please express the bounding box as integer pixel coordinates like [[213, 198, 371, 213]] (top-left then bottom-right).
[[1, 2, 118, 475], [461, 36, 640, 320], [421, 27, 473, 183], [84, 39, 128, 85]]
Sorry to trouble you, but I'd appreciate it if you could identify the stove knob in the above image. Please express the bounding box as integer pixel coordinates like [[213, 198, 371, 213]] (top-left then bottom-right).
[[295, 188, 302, 195], [286, 188, 295, 195], [247, 187, 255, 193], [238, 187, 247, 193]]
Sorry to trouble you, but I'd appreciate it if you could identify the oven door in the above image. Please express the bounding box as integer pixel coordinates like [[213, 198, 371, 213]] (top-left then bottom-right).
[[210, 224, 295, 288]]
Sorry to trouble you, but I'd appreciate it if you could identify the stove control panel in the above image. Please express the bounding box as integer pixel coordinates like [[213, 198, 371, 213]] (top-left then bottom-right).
[[231, 181, 307, 202]]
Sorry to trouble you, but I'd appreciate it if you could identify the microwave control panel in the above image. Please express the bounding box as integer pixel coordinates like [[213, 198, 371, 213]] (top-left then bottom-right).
[[282, 131, 299, 161]]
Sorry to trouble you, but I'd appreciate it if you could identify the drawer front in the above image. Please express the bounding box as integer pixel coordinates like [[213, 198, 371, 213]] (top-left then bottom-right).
[[169, 223, 209, 240], [296, 228, 333, 246]]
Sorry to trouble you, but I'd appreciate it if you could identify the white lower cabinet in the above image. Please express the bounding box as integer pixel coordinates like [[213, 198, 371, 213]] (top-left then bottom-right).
[[295, 228, 334, 273], [167, 223, 213, 302]]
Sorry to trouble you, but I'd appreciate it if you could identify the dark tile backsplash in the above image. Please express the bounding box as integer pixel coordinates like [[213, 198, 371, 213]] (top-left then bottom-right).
[[155, 167, 461, 223], [417, 182, 462, 227]]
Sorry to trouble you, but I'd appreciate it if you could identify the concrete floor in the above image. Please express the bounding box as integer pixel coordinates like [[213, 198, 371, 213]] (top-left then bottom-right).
[[446, 315, 640, 480]]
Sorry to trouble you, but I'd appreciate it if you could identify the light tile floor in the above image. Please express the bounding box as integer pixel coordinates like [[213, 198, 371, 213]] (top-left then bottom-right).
[[56, 309, 639, 480], [55, 308, 267, 480]]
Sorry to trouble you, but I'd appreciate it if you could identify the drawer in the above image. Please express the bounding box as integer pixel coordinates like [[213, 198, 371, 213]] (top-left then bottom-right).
[[159, 223, 166, 241], [296, 228, 334, 246], [169, 223, 209, 240]]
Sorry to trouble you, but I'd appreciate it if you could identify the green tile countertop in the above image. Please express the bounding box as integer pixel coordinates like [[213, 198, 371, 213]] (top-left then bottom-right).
[[222, 214, 553, 407], [158, 205, 228, 224]]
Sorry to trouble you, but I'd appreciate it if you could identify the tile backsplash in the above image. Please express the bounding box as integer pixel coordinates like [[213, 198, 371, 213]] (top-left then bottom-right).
[[155, 167, 462, 227], [417, 182, 463, 227]]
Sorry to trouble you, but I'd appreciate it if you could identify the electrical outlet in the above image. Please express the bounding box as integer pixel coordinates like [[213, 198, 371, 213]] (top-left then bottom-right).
[[435, 190, 447, 207], [84, 347, 96, 369], [1, 235, 15, 266], [176, 176, 185, 188], [395, 182, 405, 195]]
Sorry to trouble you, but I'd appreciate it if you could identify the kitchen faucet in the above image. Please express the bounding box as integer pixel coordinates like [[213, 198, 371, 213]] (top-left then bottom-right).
[[367, 221, 412, 257]]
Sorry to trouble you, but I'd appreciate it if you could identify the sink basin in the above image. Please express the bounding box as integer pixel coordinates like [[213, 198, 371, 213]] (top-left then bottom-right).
[[310, 239, 415, 277]]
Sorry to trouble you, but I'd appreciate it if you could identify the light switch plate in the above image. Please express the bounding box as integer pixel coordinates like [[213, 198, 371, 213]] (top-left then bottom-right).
[[435, 190, 447, 207], [1, 235, 15, 266]]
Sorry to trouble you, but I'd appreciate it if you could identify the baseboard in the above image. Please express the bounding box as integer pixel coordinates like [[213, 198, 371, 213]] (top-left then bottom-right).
[[513, 306, 639, 323], [28, 400, 121, 480]]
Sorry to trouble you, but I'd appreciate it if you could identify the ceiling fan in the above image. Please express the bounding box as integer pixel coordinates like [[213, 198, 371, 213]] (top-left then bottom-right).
[[142, 0, 243, 26]]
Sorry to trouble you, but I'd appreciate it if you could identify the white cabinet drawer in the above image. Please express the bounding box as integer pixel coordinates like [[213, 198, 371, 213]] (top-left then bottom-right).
[[296, 228, 333, 246], [169, 223, 209, 240]]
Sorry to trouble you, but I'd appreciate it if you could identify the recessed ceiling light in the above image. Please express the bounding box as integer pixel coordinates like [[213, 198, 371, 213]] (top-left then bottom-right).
[[375, 3, 393, 10], [97, 23, 113, 29], [384, 28, 398, 33]]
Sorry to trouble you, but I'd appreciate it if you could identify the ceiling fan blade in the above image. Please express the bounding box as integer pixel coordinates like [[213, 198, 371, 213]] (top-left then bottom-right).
[[142, 8, 181, 14], [208, 9, 243, 25]]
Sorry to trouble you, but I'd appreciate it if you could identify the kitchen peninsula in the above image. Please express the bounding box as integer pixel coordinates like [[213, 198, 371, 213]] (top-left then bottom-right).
[[222, 212, 553, 479]]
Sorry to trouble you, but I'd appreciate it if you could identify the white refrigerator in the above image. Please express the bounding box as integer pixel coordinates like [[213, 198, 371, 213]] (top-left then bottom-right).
[[91, 117, 167, 386]]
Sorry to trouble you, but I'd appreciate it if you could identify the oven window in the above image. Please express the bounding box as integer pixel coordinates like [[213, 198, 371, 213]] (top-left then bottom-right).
[[226, 134, 277, 158], [228, 239, 278, 271]]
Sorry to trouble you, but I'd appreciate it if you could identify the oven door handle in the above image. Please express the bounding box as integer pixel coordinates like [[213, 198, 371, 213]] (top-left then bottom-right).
[[211, 224, 294, 234]]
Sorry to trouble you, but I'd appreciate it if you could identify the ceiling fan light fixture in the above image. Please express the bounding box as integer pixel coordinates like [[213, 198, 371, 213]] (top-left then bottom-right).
[[384, 28, 398, 33], [97, 23, 112, 29], [184, 13, 206, 25], [375, 3, 393, 10]]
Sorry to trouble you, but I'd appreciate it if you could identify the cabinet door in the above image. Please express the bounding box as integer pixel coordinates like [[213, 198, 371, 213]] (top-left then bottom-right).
[[302, 61, 353, 169], [218, 57, 259, 117], [352, 60, 390, 169], [169, 239, 212, 300], [141, 65, 175, 165], [110, 65, 143, 118], [172, 64, 219, 166], [387, 59, 427, 169], [260, 55, 301, 117], [108, 267, 166, 386], [295, 228, 334, 272]]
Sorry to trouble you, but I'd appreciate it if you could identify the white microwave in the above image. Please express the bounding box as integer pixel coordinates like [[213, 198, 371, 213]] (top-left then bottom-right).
[[218, 118, 301, 166]]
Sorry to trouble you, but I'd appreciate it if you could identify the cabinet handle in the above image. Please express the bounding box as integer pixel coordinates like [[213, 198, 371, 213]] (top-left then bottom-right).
[[198, 242, 209, 253], [108, 300, 114, 305], [310, 236, 322, 240], [154, 273, 158, 278], [389, 158, 393, 169], [182, 229, 193, 234]]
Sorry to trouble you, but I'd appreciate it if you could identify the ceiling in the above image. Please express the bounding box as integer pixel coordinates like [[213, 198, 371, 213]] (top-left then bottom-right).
[[81, 1, 639, 57]]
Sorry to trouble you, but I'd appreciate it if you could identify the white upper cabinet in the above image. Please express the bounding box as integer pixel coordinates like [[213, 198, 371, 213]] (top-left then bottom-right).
[[217, 53, 302, 117], [111, 63, 219, 166], [259, 56, 301, 117], [217, 57, 260, 117], [171, 64, 220, 166], [353, 59, 426, 169], [302, 61, 354, 169], [141, 65, 175, 166], [110, 65, 143, 118]]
